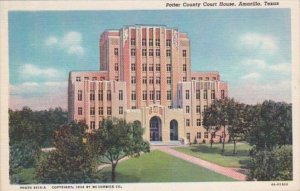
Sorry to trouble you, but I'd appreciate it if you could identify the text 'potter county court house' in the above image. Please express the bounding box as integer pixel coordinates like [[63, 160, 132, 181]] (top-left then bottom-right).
[[68, 25, 228, 144]]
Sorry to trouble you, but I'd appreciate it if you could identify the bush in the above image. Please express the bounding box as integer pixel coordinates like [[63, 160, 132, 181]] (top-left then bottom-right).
[[202, 139, 206, 144], [247, 145, 292, 181]]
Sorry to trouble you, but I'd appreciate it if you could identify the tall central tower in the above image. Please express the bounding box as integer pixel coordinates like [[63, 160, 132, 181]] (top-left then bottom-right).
[[100, 25, 191, 110]]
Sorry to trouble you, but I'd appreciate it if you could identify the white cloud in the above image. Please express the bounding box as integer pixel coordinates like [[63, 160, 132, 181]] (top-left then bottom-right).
[[45, 36, 58, 46], [19, 64, 60, 79], [239, 33, 278, 53], [10, 81, 68, 110], [230, 80, 291, 104], [45, 31, 84, 56], [243, 59, 291, 74], [241, 72, 261, 80]]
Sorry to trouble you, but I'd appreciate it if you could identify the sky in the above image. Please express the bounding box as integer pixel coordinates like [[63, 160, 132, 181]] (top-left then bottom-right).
[[9, 9, 291, 110]]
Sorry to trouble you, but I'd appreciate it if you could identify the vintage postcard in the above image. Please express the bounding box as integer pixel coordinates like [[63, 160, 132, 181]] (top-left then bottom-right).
[[1, 0, 299, 191]]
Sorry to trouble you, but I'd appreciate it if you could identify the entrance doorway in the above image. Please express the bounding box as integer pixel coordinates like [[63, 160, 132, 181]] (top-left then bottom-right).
[[170, 119, 178, 140], [150, 116, 162, 141]]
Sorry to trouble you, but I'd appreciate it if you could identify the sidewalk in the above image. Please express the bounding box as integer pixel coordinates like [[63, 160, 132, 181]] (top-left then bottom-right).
[[154, 146, 247, 181]]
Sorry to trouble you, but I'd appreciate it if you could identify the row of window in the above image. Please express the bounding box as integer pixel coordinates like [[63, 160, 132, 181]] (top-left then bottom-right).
[[78, 90, 123, 101], [127, 63, 187, 72], [186, 132, 209, 140], [75, 76, 105, 82], [130, 39, 170, 47], [114, 48, 187, 57], [78, 106, 124, 116], [191, 76, 217, 81], [185, 118, 202, 127], [182, 90, 216, 100], [185, 105, 208, 114]]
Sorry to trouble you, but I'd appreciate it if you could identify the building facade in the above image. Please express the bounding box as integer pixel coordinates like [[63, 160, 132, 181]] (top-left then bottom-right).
[[68, 25, 228, 144]]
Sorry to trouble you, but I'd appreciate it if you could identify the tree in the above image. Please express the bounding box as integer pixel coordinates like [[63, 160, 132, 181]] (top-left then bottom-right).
[[247, 145, 292, 181], [245, 100, 292, 151], [203, 104, 220, 151], [91, 118, 150, 182], [36, 121, 99, 183]]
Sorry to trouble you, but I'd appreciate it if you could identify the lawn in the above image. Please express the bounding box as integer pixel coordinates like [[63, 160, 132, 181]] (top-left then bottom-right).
[[14, 167, 37, 184], [100, 150, 236, 182], [174, 143, 252, 168]]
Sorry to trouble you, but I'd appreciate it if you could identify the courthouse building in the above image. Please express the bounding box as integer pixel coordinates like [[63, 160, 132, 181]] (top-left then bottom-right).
[[68, 25, 228, 144]]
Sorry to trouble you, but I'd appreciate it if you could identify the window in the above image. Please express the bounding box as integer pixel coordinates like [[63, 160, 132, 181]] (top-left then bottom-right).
[[186, 106, 190, 113], [187, 133, 190, 141], [212, 132, 216, 138], [183, 77, 187, 81], [92, 77, 97, 81], [114, 63, 118, 71], [185, 90, 190, 99], [206, 77, 209, 81], [119, 90, 123, 100], [131, 49, 136, 56], [78, 107, 82, 115], [156, 91, 161, 100], [142, 49, 147, 56], [90, 107, 95, 115], [84, 77, 89, 81], [149, 39, 153, 46], [143, 91, 147, 100], [90, 90, 95, 101], [196, 90, 200, 99], [78, 90, 83, 101], [150, 91, 154, 100], [199, 77, 203, 80], [155, 49, 160, 56], [221, 90, 225, 99], [98, 90, 103, 101], [155, 64, 160, 72], [119, 107, 123, 115], [142, 39, 146, 46], [131, 91, 136, 100], [155, 39, 160, 46], [204, 105, 208, 112], [197, 119, 201, 126], [131, 76, 136, 84], [142, 64, 147, 71], [166, 50, 171, 57], [115, 76, 119, 81], [99, 121, 102, 129], [197, 132, 201, 139], [204, 132, 209, 138], [167, 77, 171, 84], [114, 48, 118, 56], [183, 64, 187, 72], [149, 49, 153, 56], [194, 106, 200, 114], [167, 64, 172, 72], [107, 107, 112, 115], [166, 39, 171, 47], [149, 64, 154, 71], [142, 76, 147, 84], [76, 77, 81, 82], [192, 77, 196, 80], [132, 106, 137, 109], [131, 38, 136, 46], [156, 77, 160, 84], [149, 77, 154, 84], [99, 107, 103, 115], [186, 119, 190, 126], [131, 63, 136, 71], [167, 91, 172, 100], [183, 50, 187, 57], [211, 90, 215, 99], [107, 90, 111, 101], [90, 121, 95, 130], [204, 90, 208, 99], [213, 77, 217, 80]]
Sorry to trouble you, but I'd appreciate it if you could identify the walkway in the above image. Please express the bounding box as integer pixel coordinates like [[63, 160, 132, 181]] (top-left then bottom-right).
[[154, 146, 247, 181]]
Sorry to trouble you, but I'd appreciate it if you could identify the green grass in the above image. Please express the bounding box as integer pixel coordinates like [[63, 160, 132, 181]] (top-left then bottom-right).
[[16, 167, 37, 184], [174, 143, 251, 168], [100, 150, 236, 182]]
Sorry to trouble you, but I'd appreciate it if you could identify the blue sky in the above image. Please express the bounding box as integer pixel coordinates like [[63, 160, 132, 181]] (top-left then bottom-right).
[[9, 9, 291, 110]]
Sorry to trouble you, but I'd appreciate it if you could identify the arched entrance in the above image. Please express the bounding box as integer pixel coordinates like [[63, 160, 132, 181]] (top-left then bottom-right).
[[170, 119, 178, 141], [150, 116, 162, 141]]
